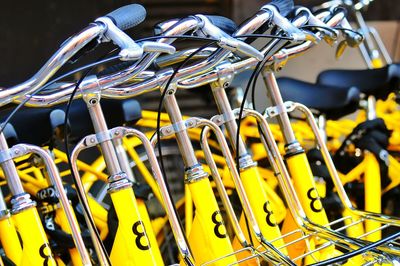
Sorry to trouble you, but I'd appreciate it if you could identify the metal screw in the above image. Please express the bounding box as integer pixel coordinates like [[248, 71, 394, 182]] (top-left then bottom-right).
[[223, 82, 229, 88], [90, 138, 96, 143], [89, 98, 97, 105]]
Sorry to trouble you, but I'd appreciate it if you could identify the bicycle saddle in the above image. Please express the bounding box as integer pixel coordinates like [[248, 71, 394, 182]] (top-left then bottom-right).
[[63, 98, 142, 143], [277, 77, 360, 119], [317, 63, 400, 100], [0, 98, 142, 146], [0, 106, 63, 147]]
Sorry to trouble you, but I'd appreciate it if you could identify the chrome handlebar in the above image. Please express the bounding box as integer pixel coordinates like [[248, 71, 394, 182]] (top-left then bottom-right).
[[0, 23, 106, 106], [16, 4, 347, 107], [19, 7, 276, 106]]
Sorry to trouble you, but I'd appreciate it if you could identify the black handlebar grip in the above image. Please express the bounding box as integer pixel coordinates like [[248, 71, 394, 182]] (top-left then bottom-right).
[[105, 4, 146, 31], [269, 0, 294, 17], [205, 15, 238, 36]]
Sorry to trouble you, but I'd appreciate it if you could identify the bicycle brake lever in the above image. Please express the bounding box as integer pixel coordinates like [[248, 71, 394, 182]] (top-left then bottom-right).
[[141, 42, 176, 54], [335, 39, 348, 59], [262, 5, 307, 42], [339, 18, 364, 47], [302, 30, 321, 43], [295, 7, 338, 45], [96, 17, 143, 61], [194, 15, 264, 61]]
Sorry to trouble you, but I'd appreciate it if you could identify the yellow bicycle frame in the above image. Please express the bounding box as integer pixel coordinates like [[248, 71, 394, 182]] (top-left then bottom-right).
[[0, 213, 22, 264], [13, 207, 57, 266], [108, 187, 164, 265]]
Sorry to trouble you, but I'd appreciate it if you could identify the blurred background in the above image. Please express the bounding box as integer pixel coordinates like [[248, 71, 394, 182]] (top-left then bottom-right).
[[1, 0, 399, 87]]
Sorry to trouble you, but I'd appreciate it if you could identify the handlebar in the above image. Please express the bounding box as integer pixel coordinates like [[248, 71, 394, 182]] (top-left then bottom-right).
[[1, 4, 147, 107], [16, 3, 348, 107], [316, 0, 373, 11], [104, 4, 146, 31]]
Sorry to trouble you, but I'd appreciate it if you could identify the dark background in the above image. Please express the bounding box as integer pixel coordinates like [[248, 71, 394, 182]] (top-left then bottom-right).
[[1, 0, 399, 87]]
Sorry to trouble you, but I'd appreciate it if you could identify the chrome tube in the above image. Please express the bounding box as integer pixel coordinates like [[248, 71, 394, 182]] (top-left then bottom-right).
[[200, 126, 248, 247], [262, 71, 297, 144], [112, 138, 135, 181], [235, 109, 390, 257], [200, 123, 294, 265], [163, 90, 198, 168], [84, 92, 122, 175], [110, 126, 195, 264], [70, 135, 110, 266], [369, 27, 392, 64], [196, 118, 262, 240], [293, 102, 400, 228], [0, 132, 24, 195], [11, 144, 92, 265], [0, 189, 6, 214], [211, 84, 247, 157]]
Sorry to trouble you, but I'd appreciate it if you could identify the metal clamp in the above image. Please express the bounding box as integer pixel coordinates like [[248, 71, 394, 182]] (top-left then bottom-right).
[[0, 149, 12, 164], [184, 163, 209, 183], [159, 117, 201, 137], [107, 172, 132, 193], [210, 110, 236, 126], [212, 62, 235, 89], [10, 193, 36, 214], [264, 101, 296, 118], [95, 130, 112, 143]]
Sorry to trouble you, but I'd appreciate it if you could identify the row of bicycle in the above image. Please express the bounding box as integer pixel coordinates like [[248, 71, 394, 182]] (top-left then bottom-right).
[[0, 0, 399, 265]]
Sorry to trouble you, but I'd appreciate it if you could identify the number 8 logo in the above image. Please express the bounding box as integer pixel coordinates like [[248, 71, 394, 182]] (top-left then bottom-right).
[[132, 220, 150, 250], [39, 243, 55, 266], [211, 211, 227, 239]]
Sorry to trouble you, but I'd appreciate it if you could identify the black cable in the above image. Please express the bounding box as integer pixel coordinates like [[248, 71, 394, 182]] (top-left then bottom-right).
[[299, 24, 339, 37], [154, 40, 217, 264], [63, 50, 119, 265], [234, 38, 296, 256], [310, 231, 400, 266], [233, 34, 294, 41], [0, 53, 120, 135], [1, 33, 292, 136], [334, 27, 365, 39], [155, 40, 217, 190], [0, 35, 222, 134]]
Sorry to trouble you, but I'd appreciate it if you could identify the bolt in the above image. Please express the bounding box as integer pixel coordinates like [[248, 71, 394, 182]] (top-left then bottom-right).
[[89, 98, 97, 105], [165, 128, 172, 133], [14, 149, 20, 155], [223, 82, 229, 88], [114, 131, 120, 136], [90, 138, 95, 143]]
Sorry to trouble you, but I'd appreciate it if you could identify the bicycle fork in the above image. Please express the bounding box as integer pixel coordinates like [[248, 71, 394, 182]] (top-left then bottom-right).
[[156, 85, 238, 265], [77, 90, 163, 265], [0, 188, 21, 264], [209, 75, 287, 253], [0, 127, 90, 265]]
